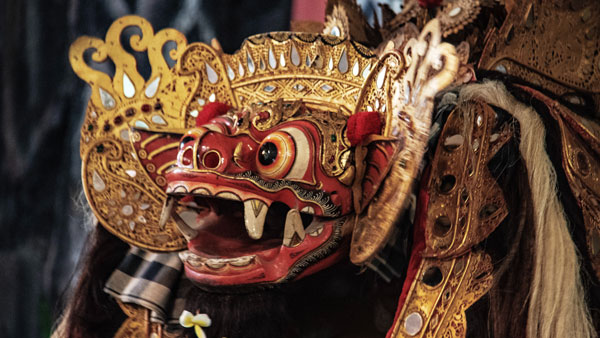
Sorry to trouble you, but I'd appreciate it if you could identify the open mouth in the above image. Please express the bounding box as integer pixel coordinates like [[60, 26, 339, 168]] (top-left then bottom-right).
[[164, 189, 347, 286]]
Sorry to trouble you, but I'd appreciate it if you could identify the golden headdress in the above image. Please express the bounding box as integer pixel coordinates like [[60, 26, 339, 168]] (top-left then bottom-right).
[[69, 15, 458, 259]]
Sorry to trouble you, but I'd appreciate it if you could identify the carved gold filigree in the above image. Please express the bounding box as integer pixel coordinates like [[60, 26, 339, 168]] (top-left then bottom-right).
[[70, 15, 190, 250], [323, 0, 381, 46], [114, 302, 150, 338], [436, 0, 482, 38], [178, 32, 375, 115], [424, 99, 511, 258], [380, 0, 484, 40], [380, 0, 426, 40], [115, 302, 175, 338], [389, 250, 494, 338], [479, 0, 600, 112], [323, 4, 350, 39], [350, 19, 459, 264]]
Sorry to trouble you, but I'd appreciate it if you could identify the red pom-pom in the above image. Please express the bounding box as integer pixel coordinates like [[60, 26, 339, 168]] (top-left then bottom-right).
[[347, 111, 382, 146], [196, 102, 231, 127], [418, 0, 442, 8]]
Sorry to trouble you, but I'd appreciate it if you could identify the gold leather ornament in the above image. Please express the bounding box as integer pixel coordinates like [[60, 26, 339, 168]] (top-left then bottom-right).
[[424, 99, 511, 258], [70, 16, 191, 251], [389, 250, 493, 338], [479, 0, 600, 112], [115, 302, 178, 338], [350, 19, 459, 264], [323, 0, 381, 46]]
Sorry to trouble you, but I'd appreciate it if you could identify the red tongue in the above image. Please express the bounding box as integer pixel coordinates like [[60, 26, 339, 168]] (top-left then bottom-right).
[[188, 231, 281, 257]]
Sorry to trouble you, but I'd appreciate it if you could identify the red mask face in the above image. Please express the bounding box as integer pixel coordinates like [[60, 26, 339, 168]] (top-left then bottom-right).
[[71, 15, 458, 290], [164, 101, 364, 286]]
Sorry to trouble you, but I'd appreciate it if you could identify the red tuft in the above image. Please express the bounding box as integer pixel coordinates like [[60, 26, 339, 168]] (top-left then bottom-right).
[[347, 111, 382, 146], [196, 102, 231, 127], [418, 0, 443, 8]]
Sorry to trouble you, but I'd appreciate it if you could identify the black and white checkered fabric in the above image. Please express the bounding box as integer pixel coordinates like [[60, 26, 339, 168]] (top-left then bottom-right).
[[104, 247, 185, 324]]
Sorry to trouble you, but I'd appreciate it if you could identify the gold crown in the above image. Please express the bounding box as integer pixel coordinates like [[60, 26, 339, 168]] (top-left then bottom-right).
[[70, 15, 457, 253]]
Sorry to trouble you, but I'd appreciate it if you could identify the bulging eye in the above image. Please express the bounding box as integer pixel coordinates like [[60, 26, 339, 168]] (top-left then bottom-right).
[[256, 131, 295, 179]]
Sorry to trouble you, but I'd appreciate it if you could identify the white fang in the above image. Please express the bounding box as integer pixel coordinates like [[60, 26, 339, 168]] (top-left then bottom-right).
[[283, 209, 306, 247], [243, 199, 268, 239]]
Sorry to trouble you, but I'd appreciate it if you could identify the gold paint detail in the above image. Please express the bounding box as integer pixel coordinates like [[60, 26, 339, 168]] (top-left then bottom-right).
[[114, 302, 150, 338], [323, 1, 380, 46], [140, 134, 162, 149], [200, 150, 222, 170], [147, 143, 179, 160], [390, 250, 494, 338], [251, 199, 266, 217], [323, 5, 350, 39], [81, 137, 184, 251], [378, 0, 482, 41], [233, 141, 244, 167], [157, 160, 177, 175]]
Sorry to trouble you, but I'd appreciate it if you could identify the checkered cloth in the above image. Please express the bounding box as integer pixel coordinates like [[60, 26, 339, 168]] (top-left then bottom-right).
[[104, 247, 186, 324]]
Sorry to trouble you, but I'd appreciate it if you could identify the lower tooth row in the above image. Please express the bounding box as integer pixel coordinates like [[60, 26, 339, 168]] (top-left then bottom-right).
[[229, 256, 255, 266], [205, 260, 225, 269], [179, 251, 255, 269], [308, 227, 323, 237]]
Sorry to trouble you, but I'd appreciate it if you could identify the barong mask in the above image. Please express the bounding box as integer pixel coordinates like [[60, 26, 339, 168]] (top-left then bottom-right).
[[70, 16, 457, 287]]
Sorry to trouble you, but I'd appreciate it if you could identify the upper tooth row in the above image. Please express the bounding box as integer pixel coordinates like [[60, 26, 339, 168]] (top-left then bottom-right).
[[243, 199, 319, 247], [169, 185, 243, 200], [169, 185, 316, 216], [167, 190, 319, 246], [179, 251, 255, 269]]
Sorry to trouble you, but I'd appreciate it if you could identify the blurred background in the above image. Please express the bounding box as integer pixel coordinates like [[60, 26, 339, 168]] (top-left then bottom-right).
[[0, 0, 401, 337]]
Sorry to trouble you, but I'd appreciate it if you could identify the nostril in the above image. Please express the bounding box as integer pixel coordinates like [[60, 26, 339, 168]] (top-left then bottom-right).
[[180, 136, 195, 149], [181, 149, 194, 166], [202, 150, 222, 169]]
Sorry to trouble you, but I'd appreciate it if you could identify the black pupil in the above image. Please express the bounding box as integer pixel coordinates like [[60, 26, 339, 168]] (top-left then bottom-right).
[[259, 142, 278, 165]]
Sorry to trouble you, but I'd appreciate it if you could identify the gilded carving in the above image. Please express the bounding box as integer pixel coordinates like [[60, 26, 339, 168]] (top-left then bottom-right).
[[389, 250, 493, 338], [424, 99, 511, 258]]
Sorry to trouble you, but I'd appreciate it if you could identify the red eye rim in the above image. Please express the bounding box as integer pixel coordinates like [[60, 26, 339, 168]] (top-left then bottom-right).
[[256, 131, 295, 179]]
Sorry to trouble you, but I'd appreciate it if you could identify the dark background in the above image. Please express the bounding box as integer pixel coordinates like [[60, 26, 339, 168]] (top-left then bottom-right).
[[0, 1, 291, 337]]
